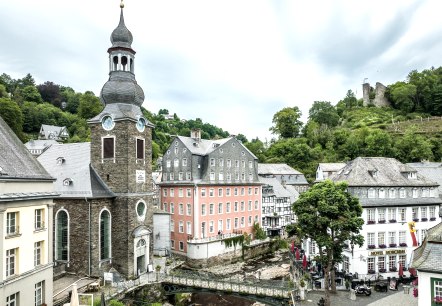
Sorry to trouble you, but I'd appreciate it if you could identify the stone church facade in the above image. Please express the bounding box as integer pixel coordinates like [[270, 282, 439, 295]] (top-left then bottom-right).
[[38, 3, 155, 279]]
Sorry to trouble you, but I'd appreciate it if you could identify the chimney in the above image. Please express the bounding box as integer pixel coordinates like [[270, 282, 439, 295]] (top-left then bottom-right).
[[191, 128, 201, 142]]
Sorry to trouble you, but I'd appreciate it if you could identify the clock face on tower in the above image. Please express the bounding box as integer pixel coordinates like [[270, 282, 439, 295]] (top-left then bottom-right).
[[136, 118, 146, 132], [102, 115, 115, 131]]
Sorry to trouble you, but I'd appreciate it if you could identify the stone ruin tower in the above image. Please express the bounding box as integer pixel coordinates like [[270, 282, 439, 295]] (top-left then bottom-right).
[[362, 82, 390, 107]]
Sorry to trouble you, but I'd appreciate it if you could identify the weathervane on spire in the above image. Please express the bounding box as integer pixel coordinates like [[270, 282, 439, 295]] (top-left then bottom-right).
[[120, 0, 124, 9]]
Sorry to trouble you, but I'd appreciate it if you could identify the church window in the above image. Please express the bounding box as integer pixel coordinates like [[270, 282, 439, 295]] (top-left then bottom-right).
[[103, 137, 115, 159], [56, 210, 69, 261], [100, 210, 111, 260], [136, 138, 144, 159], [121, 56, 128, 71], [113, 56, 118, 70], [136, 201, 146, 218]]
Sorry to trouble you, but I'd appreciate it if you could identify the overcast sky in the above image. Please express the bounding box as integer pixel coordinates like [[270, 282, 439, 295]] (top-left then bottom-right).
[[1, 0, 441, 141]]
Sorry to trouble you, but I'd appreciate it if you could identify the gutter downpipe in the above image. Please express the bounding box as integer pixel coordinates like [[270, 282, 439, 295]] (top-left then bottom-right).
[[85, 197, 91, 276]]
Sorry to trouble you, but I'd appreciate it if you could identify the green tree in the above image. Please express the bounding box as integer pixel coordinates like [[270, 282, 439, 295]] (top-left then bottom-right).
[[308, 101, 340, 127], [394, 127, 433, 162], [18, 85, 43, 103], [0, 98, 24, 141], [77, 91, 103, 119], [245, 138, 267, 162], [364, 129, 395, 157], [269, 106, 303, 138], [292, 180, 364, 306], [388, 82, 417, 113], [0, 84, 8, 98]]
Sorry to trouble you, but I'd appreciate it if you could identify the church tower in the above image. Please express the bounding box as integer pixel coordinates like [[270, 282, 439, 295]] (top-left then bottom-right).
[[88, 1, 154, 277]]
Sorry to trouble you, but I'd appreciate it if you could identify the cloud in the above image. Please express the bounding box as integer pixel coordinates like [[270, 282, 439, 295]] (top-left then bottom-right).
[[0, 0, 441, 142]]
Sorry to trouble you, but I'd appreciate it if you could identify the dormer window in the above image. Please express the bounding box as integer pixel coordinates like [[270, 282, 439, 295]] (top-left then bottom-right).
[[408, 172, 417, 180], [369, 169, 378, 178], [56, 157, 65, 165], [63, 178, 73, 186]]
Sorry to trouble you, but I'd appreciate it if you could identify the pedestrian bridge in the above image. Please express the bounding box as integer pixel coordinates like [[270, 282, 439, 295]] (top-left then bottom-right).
[[163, 271, 291, 305], [109, 270, 292, 306]]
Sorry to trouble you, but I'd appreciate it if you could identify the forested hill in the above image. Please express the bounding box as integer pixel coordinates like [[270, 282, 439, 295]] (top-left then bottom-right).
[[0, 73, 232, 163], [1, 66, 442, 181]]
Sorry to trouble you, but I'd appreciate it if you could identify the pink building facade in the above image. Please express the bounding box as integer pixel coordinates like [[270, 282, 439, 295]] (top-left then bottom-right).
[[160, 130, 262, 257]]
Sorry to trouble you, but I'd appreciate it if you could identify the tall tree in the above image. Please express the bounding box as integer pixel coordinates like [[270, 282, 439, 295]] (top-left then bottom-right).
[[269, 106, 303, 138], [388, 82, 417, 113], [37, 81, 62, 107], [0, 98, 25, 141], [77, 91, 103, 119], [292, 180, 364, 306], [308, 101, 340, 127]]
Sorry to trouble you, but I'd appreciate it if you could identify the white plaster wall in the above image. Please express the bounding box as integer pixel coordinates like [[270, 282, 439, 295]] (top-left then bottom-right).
[[187, 240, 235, 260], [0, 181, 54, 193], [153, 213, 170, 255]]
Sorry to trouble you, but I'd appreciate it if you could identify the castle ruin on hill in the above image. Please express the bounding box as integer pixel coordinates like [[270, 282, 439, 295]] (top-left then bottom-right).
[[362, 82, 391, 107]]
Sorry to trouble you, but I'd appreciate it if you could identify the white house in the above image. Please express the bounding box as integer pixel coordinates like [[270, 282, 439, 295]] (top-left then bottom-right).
[[315, 162, 346, 182], [411, 222, 442, 306], [0, 116, 58, 306], [330, 157, 441, 280]]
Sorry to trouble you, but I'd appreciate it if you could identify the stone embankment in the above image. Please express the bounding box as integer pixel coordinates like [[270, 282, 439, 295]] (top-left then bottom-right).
[[200, 250, 291, 281]]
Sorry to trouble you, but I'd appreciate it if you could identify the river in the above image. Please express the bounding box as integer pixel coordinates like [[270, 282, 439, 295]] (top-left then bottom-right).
[[173, 250, 291, 306]]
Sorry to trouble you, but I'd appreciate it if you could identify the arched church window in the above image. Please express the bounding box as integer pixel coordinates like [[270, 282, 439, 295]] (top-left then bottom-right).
[[100, 210, 111, 260], [113, 56, 118, 71], [56, 210, 69, 261], [121, 56, 128, 71]]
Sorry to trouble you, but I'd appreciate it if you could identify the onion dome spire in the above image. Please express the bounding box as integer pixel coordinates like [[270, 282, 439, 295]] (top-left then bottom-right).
[[110, 1, 133, 49], [100, 0, 145, 108]]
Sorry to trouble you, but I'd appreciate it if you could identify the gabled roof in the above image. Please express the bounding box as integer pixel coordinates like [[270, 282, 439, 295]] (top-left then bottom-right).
[[0, 116, 53, 180], [258, 163, 308, 185], [25, 139, 58, 150], [177, 136, 256, 158], [408, 162, 442, 194], [37, 143, 115, 198], [259, 176, 299, 202], [411, 222, 442, 273], [258, 163, 302, 175], [318, 163, 346, 172], [40, 124, 68, 139], [331, 157, 438, 187]]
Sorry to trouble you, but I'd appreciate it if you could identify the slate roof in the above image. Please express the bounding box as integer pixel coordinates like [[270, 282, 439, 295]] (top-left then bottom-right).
[[258, 163, 302, 175], [258, 163, 308, 185], [177, 136, 256, 157], [88, 103, 154, 124], [331, 157, 439, 187], [40, 124, 68, 140], [318, 162, 346, 172], [25, 139, 58, 150], [411, 222, 442, 273], [358, 197, 442, 207], [0, 115, 53, 180], [259, 176, 299, 203], [408, 162, 442, 195], [37, 143, 115, 198]]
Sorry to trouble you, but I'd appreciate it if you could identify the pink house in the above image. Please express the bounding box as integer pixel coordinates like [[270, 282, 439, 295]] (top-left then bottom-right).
[[160, 129, 262, 258]]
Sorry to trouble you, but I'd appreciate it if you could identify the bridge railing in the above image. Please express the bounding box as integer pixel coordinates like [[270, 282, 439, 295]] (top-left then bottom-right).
[[165, 270, 291, 298]]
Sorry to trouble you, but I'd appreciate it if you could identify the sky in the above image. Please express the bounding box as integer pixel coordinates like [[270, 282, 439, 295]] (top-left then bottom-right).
[[1, 1, 441, 141]]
